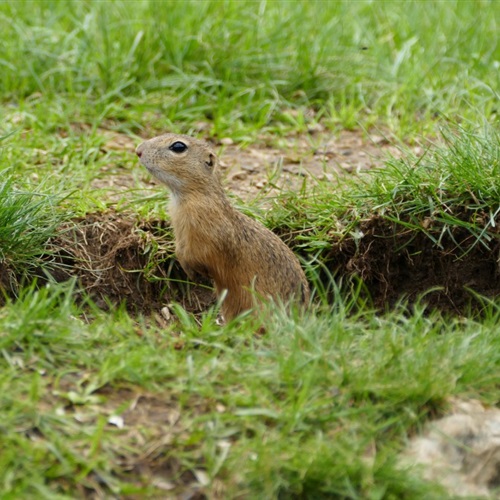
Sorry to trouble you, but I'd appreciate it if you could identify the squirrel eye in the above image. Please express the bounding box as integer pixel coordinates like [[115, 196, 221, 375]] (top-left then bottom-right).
[[169, 141, 187, 153]]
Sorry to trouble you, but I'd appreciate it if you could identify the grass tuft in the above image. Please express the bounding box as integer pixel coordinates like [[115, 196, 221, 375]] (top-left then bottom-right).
[[366, 126, 500, 243], [0, 172, 68, 276]]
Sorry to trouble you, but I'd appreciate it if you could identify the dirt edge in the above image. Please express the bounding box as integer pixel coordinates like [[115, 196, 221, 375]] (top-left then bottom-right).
[[2, 210, 499, 315]]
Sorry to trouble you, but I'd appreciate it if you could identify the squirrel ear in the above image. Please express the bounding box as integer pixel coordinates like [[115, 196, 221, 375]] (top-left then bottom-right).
[[205, 153, 216, 171]]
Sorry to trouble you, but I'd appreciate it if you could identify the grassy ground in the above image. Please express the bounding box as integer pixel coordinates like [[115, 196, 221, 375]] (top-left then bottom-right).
[[2, 0, 499, 143], [6, 283, 500, 498], [1, 0, 500, 498]]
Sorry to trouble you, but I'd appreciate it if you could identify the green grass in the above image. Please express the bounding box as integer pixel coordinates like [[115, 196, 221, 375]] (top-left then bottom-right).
[[0, 172, 68, 277], [1, 0, 500, 497], [4, 282, 500, 498], [1, 0, 499, 140]]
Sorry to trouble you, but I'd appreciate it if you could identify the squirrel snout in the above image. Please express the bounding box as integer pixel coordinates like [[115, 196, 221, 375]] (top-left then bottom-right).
[[136, 143, 144, 158]]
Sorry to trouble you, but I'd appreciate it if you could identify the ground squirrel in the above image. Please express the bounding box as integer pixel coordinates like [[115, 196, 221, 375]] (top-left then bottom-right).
[[136, 133, 309, 320]]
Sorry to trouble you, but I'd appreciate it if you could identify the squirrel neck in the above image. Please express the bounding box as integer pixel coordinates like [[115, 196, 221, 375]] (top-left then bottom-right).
[[168, 182, 234, 221], [168, 183, 237, 263]]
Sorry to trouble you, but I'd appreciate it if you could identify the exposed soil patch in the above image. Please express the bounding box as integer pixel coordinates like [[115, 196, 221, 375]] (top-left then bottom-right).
[[28, 208, 500, 317], [99, 388, 206, 497], [328, 215, 500, 312], [92, 128, 421, 203], [47, 211, 214, 314], [44, 383, 211, 497], [218, 130, 410, 200]]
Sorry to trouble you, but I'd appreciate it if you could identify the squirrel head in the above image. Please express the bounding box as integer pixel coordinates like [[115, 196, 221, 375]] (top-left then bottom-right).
[[136, 133, 220, 197]]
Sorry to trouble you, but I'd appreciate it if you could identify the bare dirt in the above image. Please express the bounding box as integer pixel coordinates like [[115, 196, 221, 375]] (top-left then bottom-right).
[[327, 214, 500, 313], [44, 381, 212, 497], [93, 128, 419, 203], [47, 211, 214, 314]]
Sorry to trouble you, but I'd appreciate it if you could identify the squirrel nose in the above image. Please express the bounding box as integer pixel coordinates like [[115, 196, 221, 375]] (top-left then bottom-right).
[[136, 143, 145, 158]]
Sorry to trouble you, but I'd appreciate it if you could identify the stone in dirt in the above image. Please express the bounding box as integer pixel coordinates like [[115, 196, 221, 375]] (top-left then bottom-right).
[[402, 398, 500, 497]]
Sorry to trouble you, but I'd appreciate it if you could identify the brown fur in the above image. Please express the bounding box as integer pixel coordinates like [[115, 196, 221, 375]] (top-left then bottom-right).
[[136, 133, 309, 320]]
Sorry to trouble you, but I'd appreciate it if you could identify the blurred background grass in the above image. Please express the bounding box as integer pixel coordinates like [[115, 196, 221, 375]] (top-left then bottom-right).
[[1, 0, 498, 138]]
